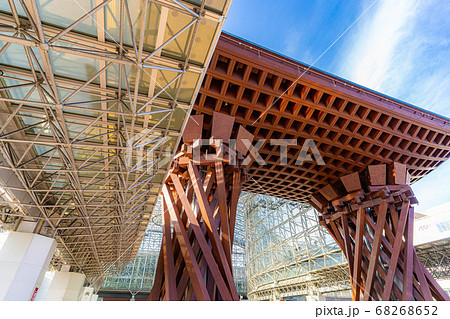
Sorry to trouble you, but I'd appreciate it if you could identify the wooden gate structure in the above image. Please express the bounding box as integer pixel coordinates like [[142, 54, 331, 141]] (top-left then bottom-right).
[[148, 33, 450, 301]]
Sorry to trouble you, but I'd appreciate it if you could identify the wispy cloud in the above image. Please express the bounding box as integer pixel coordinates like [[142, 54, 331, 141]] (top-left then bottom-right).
[[338, 0, 450, 211], [339, 0, 450, 115], [282, 29, 315, 64], [338, 0, 419, 91], [282, 29, 303, 57], [413, 160, 450, 213]]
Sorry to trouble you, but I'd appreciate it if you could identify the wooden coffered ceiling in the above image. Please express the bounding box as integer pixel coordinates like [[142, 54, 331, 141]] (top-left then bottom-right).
[[192, 33, 450, 203]]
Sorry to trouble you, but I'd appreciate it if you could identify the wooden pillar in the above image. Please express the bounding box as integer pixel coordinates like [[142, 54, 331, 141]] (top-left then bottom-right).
[[149, 112, 253, 301], [312, 163, 450, 301]]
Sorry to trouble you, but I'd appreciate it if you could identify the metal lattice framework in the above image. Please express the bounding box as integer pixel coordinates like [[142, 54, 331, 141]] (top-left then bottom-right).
[[233, 192, 247, 296], [0, 0, 231, 281], [417, 240, 450, 280], [101, 200, 163, 293], [242, 192, 349, 301]]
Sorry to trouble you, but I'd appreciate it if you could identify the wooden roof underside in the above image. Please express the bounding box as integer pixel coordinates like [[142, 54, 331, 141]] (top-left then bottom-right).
[[192, 33, 450, 203]]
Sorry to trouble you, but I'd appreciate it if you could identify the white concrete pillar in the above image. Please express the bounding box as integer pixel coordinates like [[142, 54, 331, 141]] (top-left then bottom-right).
[[437, 279, 450, 297], [306, 293, 326, 301], [0, 232, 56, 301], [0, 231, 9, 250], [80, 287, 95, 301], [44, 271, 86, 301], [305, 287, 326, 301], [34, 271, 56, 301], [91, 294, 99, 301]]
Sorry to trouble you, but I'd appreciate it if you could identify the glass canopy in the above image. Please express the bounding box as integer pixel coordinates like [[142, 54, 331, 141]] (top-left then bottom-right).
[[0, 0, 232, 282]]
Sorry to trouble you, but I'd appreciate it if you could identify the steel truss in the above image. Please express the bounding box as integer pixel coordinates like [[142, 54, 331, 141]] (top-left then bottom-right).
[[101, 200, 163, 294], [233, 193, 247, 297], [416, 240, 450, 280], [0, 0, 231, 281], [242, 192, 348, 301]]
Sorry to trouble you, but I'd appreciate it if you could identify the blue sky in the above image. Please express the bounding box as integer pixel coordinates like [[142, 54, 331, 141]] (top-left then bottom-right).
[[224, 0, 450, 213]]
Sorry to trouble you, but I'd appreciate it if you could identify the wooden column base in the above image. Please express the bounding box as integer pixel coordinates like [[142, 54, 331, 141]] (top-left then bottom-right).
[[311, 163, 449, 301], [149, 112, 252, 301]]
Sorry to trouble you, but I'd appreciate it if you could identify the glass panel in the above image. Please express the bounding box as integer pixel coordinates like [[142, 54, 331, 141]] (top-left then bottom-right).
[[185, 0, 227, 13]]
